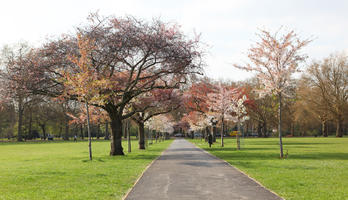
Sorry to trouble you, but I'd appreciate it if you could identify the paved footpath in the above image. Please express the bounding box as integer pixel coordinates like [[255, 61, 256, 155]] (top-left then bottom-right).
[[125, 139, 283, 200]]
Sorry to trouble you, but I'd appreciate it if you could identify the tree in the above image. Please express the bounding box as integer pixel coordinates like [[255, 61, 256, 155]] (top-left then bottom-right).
[[234, 28, 311, 158], [33, 14, 203, 155], [207, 83, 239, 147], [230, 94, 250, 150], [131, 89, 181, 149], [146, 114, 175, 137], [0, 43, 39, 141], [184, 80, 215, 140], [304, 53, 348, 137], [297, 79, 330, 137], [62, 34, 103, 160]]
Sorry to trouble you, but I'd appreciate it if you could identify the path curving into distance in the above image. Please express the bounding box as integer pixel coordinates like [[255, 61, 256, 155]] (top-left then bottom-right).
[[125, 138, 283, 200]]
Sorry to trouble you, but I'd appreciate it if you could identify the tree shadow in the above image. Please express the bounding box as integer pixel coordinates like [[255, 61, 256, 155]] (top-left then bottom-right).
[[179, 161, 228, 168], [207, 147, 276, 151], [210, 150, 348, 161], [248, 140, 334, 146], [289, 152, 348, 160], [167, 148, 202, 152]]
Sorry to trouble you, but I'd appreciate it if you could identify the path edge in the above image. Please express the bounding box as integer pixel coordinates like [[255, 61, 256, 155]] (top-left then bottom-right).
[[187, 139, 285, 200], [122, 139, 174, 200]]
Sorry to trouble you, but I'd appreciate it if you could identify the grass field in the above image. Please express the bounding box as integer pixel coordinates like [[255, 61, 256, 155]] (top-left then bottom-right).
[[191, 137, 348, 200], [0, 139, 173, 200]]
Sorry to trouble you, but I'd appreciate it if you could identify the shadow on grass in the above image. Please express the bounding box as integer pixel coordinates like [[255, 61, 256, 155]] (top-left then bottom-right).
[[125, 154, 158, 161], [206, 147, 276, 151], [167, 148, 201, 152], [289, 152, 348, 160], [208, 150, 348, 161], [248, 141, 333, 146], [180, 161, 228, 168]]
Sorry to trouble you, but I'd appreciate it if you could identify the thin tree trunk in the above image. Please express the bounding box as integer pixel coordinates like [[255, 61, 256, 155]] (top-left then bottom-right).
[[63, 104, 69, 140], [28, 109, 32, 139], [80, 124, 84, 139], [221, 116, 224, 147], [127, 120, 131, 153], [64, 122, 69, 140], [96, 123, 100, 139], [290, 123, 293, 136], [336, 116, 343, 137], [149, 129, 153, 145], [58, 122, 62, 139], [145, 128, 149, 148], [17, 98, 23, 142], [86, 102, 92, 160], [237, 122, 240, 150], [257, 122, 262, 137], [212, 123, 217, 142], [278, 93, 284, 158], [104, 121, 109, 140], [123, 120, 127, 139], [40, 124, 46, 140], [262, 121, 268, 137], [205, 127, 209, 142], [322, 120, 328, 137]]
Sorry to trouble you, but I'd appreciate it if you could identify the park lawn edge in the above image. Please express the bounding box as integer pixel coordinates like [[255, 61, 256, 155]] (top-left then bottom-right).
[[0, 139, 174, 200]]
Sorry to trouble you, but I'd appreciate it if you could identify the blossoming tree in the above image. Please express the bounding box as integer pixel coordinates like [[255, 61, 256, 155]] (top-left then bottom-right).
[[234, 28, 311, 158], [31, 14, 203, 155]]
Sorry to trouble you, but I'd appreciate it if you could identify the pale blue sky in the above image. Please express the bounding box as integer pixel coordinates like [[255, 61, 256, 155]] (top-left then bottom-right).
[[1, 0, 347, 81]]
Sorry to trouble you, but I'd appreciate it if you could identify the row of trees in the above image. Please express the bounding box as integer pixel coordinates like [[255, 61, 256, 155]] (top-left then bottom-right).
[[0, 13, 347, 158], [0, 13, 203, 156]]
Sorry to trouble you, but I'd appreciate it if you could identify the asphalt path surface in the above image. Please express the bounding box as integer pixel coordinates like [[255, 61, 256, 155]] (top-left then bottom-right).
[[125, 138, 283, 200]]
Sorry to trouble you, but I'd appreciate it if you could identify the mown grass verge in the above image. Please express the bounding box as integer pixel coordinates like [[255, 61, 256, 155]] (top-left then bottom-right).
[[190, 137, 348, 200], [0, 139, 173, 200]]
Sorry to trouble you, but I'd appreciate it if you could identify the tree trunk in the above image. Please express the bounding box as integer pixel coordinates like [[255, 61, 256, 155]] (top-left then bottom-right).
[[278, 93, 284, 158], [17, 99, 23, 142], [28, 109, 32, 139], [336, 115, 343, 137], [262, 121, 268, 137], [104, 121, 109, 140], [204, 127, 208, 141], [96, 123, 100, 139], [64, 122, 69, 140], [212, 123, 217, 142], [123, 120, 127, 139], [110, 114, 124, 156], [291, 123, 295, 136], [80, 124, 84, 139], [58, 122, 62, 138], [237, 122, 240, 150], [149, 129, 153, 145], [145, 128, 149, 148], [40, 124, 46, 140], [257, 122, 262, 137], [127, 120, 131, 153], [63, 104, 69, 140], [322, 120, 328, 137], [221, 116, 224, 147], [137, 121, 145, 150], [86, 102, 92, 160]]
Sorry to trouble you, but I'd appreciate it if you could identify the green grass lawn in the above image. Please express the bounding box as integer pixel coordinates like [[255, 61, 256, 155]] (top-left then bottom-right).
[[191, 137, 348, 200], [0, 139, 172, 200]]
